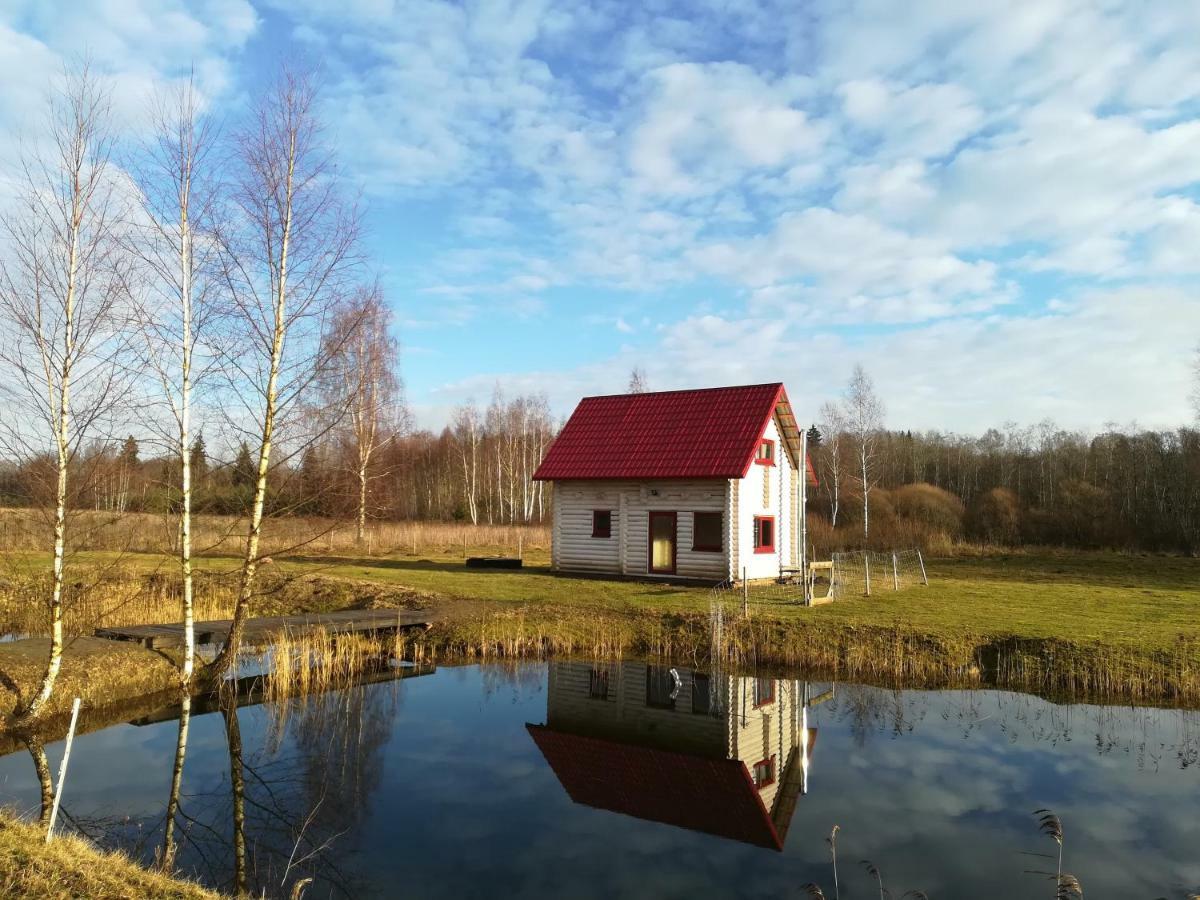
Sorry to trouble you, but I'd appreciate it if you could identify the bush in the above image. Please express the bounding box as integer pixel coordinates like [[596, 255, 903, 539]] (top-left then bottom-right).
[[966, 487, 1021, 545], [892, 483, 965, 535]]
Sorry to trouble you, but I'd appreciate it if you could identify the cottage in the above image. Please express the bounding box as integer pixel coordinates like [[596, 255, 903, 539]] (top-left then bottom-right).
[[532, 383, 816, 583]]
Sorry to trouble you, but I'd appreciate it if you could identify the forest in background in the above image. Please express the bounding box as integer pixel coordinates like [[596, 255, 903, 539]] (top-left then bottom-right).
[[3, 401, 1197, 555]]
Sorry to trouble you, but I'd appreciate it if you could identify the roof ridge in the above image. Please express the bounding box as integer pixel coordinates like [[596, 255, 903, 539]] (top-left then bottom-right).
[[578, 382, 783, 402]]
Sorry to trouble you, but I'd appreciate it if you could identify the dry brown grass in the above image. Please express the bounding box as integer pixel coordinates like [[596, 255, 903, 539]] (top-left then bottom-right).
[[0, 809, 219, 899], [0, 507, 550, 560]]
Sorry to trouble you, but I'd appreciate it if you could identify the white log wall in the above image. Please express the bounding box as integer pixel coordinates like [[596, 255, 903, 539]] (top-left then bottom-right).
[[551, 479, 731, 580], [734, 415, 797, 580]]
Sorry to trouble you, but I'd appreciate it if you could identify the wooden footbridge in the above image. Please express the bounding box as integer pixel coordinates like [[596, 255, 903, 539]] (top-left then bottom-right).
[[95, 608, 433, 651]]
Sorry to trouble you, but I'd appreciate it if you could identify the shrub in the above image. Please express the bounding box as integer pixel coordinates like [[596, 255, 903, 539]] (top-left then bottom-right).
[[892, 483, 965, 535], [966, 487, 1021, 545]]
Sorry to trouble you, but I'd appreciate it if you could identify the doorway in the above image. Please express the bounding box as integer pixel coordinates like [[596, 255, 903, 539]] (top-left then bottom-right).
[[648, 511, 677, 574]]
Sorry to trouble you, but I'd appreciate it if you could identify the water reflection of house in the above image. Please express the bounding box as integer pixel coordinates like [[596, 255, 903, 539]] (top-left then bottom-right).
[[527, 661, 821, 851]]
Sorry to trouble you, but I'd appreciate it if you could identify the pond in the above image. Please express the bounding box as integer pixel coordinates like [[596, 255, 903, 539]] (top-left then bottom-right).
[[1, 660, 1198, 899]]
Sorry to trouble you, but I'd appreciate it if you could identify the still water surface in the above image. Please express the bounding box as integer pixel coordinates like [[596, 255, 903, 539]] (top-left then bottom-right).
[[0, 661, 1198, 899]]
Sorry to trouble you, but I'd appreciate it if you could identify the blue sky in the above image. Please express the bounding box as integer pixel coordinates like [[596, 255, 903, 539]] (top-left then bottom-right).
[[3, 0, 1200, 432]]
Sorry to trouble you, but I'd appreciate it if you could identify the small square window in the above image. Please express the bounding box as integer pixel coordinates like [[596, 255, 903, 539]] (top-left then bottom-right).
[[755, 439, 775, 466], [692, 511, 723, 552], [752, 756, 776, 788], [692, 673, 712, 715], [589, 667, 609, 700], [753, 516, 775, 553], [592, 510, 612, 538]]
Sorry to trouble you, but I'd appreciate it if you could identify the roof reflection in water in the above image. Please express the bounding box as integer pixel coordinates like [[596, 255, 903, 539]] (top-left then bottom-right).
[[527, 661, 827, 851]]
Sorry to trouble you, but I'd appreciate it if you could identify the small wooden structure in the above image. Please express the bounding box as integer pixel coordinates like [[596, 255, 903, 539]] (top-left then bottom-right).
[[95, 608, 432, 651]]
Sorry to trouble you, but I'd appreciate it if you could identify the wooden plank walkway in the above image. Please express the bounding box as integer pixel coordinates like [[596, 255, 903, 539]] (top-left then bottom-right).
[[95, 608, 433, 650]]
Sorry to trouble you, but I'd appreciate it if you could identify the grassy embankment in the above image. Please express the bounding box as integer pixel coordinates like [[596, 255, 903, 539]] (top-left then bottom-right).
[[0, 810, 217, 899], [1, 533, 1198, 711]]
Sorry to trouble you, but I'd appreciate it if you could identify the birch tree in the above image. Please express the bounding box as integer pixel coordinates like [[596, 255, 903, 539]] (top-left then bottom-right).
[[842, 364, 885, 540], [1190, 340, 1199, 424], [451, 400, 482, 525], [208, 67, 359, 678], [127, 75, 219, 696], [818, 401, 845, 528], [628, 366, 647, 393], [319, 282, 401, 544], [0, 65, 132, 723]]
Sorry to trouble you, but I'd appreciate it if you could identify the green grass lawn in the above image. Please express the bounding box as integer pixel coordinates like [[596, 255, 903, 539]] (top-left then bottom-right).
[[39, 546, 1199, 652]]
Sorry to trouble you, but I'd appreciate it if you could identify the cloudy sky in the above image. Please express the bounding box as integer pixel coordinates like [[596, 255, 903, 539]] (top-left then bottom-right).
[[3, 0, 1199, 433]]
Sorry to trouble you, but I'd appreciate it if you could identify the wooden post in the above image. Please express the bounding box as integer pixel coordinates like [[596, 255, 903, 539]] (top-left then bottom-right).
[[742, 567, 749, 619], [892, 553, 899, 591], [46, 697, 82, 842], [518, 534, 523, 561], [917, 550, 928, 586], [864, 551, 871, 597]]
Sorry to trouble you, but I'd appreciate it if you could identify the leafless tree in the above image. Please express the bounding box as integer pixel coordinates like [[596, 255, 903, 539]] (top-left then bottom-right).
[[1190, 340, 1199, 424], [0, 64, 133, 722], [451, 400, 482, 525], [207, 66, 360, 678], [318, 283, 402, 544], [842, 364, 885, 539], [818, 401, 845, 528], [127, 73, 221, 693], [628, 366, 648, 393]]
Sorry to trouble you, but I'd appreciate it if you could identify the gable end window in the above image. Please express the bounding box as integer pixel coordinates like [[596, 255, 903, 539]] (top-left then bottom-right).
[[755, 438, 775, 466], [753, 516, 775, 554], [591, 510, 612, 538], [692, 511, 723, 552]]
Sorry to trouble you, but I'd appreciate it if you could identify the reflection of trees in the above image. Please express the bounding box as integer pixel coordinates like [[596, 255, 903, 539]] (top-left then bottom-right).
[[164, 678, 399, 898], [162, 692, 193, 871]]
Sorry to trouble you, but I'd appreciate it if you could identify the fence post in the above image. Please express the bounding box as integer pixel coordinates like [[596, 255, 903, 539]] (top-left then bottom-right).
[[892, 553, 899, 591], [742, 567, 749, 618], [864, 551, 871, 597], [917, 550, 929, 586], [46, 697, 82, 842]]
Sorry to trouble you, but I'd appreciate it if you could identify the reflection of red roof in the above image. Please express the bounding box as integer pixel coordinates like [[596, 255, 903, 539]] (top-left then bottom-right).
[[532, 383, 817, 484], [527, 724, 784, 851]]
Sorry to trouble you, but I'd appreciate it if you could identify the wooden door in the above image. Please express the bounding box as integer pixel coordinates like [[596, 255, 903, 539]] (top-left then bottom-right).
[[648, 511, 677, 574]]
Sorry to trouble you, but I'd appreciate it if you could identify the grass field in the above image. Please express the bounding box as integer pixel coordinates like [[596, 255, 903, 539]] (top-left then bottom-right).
[[2, 537, 1198, 711]]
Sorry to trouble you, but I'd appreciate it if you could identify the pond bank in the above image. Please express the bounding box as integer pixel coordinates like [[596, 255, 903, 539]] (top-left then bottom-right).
[[2, 551, 1198, 721], [0, 810, 218, 899]]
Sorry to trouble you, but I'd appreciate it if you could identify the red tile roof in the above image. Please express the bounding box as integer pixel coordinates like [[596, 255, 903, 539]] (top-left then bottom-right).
[[527, 724, 784, 850], [533, 383, 817, 482]]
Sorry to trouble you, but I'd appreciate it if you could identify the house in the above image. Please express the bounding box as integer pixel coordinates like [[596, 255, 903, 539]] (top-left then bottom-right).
[[526, 660, 820, 851], [532, 383, 816, 582]]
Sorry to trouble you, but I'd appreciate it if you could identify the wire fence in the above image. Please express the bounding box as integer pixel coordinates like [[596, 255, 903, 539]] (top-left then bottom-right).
[[830, 549, 928, 599], [708, 548, 928, 612]]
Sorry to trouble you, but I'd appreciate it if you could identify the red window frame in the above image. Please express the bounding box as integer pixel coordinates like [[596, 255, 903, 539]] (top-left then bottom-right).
[[753, 515, 775, 554], [751, 755, 776, 788], [755, 438, 776, 466], [591, 510, 612, 538], [752, 677, 775, 708], [691, 511, 723, 552]]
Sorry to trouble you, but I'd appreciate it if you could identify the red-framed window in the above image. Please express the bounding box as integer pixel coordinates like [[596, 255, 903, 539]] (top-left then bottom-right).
[[751, 755, 776, 788], [755, 438, 775, 466], [752, 677, 775, 708], [753, 515, 775, 553], [692, 511, 723, 552], [592, 510, 612, 538]]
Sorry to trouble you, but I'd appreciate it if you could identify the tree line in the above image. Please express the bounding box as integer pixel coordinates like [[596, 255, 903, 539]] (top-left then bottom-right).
[[811, 365, 1200, 554]]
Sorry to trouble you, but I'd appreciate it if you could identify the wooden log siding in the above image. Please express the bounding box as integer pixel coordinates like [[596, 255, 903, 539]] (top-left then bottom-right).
[[552, 479, 730, 580]]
